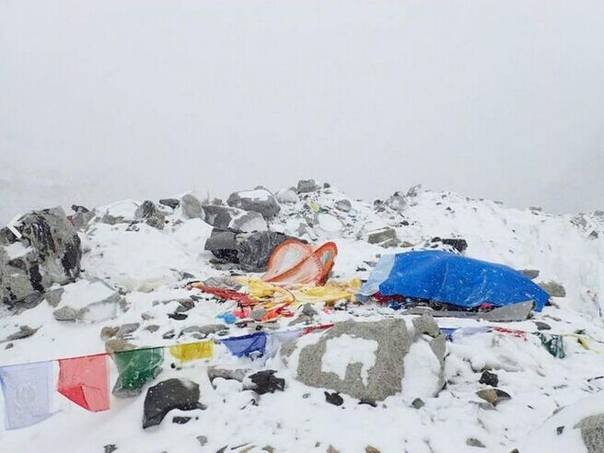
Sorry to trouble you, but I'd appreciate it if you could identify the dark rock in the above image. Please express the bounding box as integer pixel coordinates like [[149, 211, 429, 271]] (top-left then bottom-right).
[[5, 325, 38, 341], [142, 378, 205, 429], [297, 179, 320, 193], [411, 398, 425, 409], [104, 444, 118, 453], [556, 425, 565, 435], [534, 321, 551, 331], [574, 414, 604, 453], [135, 201, 165, 230], [227, 189, 280, 219], [145, 324, 160, 333], [162, 329, 175, 339], [248, 370, 285, 395], [44, 287, 64, 307], [358, 399, 377, 407], [520, 269, 540, 280], [1, 207, 82, 308], [172, 416, 191, 424], [101, 326, 120, 340], [324, 391, 343, 406], [466, 438, 486, 448], [431, 237, 468, 253], [181, 324, 229, 337], [479, 370, 499, 387], [168, 312, 188, 321], [159, 198, 180, 209], [367, 228, 398, 246], [196, 435, 208, 446], [365, 447, 380, 453]]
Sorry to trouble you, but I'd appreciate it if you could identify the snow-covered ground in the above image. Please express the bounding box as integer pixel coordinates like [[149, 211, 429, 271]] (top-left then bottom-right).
[[1, 184, 603, 452]]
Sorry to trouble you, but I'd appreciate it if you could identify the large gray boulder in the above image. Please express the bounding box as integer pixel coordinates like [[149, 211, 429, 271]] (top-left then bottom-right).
[[0, 207, 82, 308], [227, 188, 280, 219], [282, 317, 445, 401], [180, 194, 203, 219], [202, 205, 267, 232], [575, 414, 604, 453]]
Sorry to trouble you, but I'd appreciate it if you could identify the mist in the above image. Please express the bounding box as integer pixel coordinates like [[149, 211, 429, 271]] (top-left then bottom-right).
[[1, 0, 603, 223]]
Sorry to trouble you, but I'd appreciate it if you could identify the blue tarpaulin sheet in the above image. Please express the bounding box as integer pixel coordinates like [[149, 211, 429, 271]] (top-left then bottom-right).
[[374, 251, 550, 311], [221, 332, 267, 358]]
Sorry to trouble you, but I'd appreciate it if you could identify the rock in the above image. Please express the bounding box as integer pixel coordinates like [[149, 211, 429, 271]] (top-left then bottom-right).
[[5, 325, 38, 341], [334, 199, 352, 212], [413, 313, 441, 338], [247, 370, 285, 394], [227, 189, 280, 219], [411, 398, 425, 409], [204, 229, 292, 272], [302, 303, 318, 317], [44, 287, 64, 307], [367, 227, 398, 246], [159, 198, 180, 209], [53, 306, 80, 322], [284, 318, 444, 401], [142, 378, 206, 429], [104, 444, 118, 453], [180, 194, 203, 219], [539, 281, 567, 298], [574, 414, 604, 453], [431, 237, 468, 253], [466, 438, 486, 448], [135, 201, 165, 230], [0, 207, 82, 308], [556, 426, 565, 435], [172, 416, 191, 424], [326, 446, 340, 453], [180, 324, 229, 337], [207, 367, 249, 384], [479, 370, 499, 387], [365, 447, 380, 453], [202, 205, 267, 232], [276, 188, 299, 204], [196, 436, 208, 447], [534, 321, 551, 331], [324, 391, 343, 406], [297, 179, 320, 193], [101, 326, 120, 340], [145, 325, 160, 333], [104, 338, 135, 353], [251, 308, 267, 321], [520, 269, 540, 279], [230, 211, 268, 233], [69, 205, 95, 230], [385, 192, 407, 213], [476, 388, 511, 406], [117, 323, 140, 338]]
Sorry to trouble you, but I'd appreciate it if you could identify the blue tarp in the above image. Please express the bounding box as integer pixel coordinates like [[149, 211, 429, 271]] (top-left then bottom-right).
[[368, 250, 550, 311]]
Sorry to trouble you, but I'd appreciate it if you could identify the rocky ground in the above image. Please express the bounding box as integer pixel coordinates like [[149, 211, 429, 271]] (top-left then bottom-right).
[[1, 180, 603, 453]]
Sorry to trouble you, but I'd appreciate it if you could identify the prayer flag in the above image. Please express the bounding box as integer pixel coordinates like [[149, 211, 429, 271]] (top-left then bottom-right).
[[58, 355, 109, 412]]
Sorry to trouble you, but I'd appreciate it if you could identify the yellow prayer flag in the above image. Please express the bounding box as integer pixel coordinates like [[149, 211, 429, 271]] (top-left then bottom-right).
[[169, 341, 214, 362]]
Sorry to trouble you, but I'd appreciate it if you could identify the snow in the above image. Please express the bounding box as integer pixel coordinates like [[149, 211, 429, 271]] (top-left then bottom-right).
[[321, 334, 378, 386], [1, 183, 603, 452], [3, 242, 31, 260], [236, 189, 271, 201]]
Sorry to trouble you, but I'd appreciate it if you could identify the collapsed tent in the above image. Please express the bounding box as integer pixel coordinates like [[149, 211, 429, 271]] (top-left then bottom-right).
[[360, 250, 550, 311]]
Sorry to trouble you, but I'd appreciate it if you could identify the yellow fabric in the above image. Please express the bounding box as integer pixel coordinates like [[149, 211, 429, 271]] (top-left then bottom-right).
[[169, 341, 214, 362]]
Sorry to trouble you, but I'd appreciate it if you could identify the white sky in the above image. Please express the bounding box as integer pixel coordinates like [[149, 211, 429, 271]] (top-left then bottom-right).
[[1, 0, 603, 222]]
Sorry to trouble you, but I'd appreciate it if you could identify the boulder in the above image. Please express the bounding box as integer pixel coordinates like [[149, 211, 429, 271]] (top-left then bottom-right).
[[142, 378, 205, 428], [574, 414, 604, 453], [520, 269, 540, 280], [181, 194, 203, 219], [204, 229, 292, 272], [159, 198, 180, 209], [276, 188, 299, 204], [539, 281, 567, 298], [283, 318, 445, 401], [135, 201, 166, 230], [202, 205, 267, 232], [385, 192, 407, 213], [0, 207, 82, 308], [227, 189, 280, 219], [367, 227, 398, 247], [334, 200, 352, 212], [69, 205, 95, 230], [297, 179, 320, 194]]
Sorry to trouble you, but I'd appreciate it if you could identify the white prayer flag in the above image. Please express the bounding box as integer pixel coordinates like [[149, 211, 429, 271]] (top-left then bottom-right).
[[0, 361, 55, 430]]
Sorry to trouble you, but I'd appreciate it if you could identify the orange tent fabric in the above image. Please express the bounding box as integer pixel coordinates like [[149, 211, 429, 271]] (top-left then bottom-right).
[[262, 239, 337, 286]]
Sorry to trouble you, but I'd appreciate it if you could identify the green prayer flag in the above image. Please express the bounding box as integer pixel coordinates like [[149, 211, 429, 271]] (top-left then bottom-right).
[[112, 348, 164, 397]]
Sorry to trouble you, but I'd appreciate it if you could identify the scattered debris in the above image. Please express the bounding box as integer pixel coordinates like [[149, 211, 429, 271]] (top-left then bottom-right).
[[142, 378, 206, 429], [479, 370, 499, 387], [476, 388, 511, 406], [324, 391, 344, 406]]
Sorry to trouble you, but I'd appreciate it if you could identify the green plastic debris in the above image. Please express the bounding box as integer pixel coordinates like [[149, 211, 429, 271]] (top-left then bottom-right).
[[535, 332, 566, 359], [112, 348, 164, 397]]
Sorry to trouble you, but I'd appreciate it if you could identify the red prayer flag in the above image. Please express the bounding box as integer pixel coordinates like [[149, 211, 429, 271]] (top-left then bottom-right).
[[58, 355, 110, 412]]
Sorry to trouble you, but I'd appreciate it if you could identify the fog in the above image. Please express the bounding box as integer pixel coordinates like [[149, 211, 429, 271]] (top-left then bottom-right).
[[1, 0, 603, 223]]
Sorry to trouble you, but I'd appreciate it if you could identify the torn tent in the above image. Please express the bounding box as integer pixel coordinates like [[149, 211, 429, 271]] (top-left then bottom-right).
[[361, 250, 550, 311]]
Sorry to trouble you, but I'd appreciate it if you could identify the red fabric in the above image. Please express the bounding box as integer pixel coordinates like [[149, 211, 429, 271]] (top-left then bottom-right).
[[194, 285, 257, 307], [58, 355, 110, 412], [493, 327, 528, 339], [303, 323, 335, 335]]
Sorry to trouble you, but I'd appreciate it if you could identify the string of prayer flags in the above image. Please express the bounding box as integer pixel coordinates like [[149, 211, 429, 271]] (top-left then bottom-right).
[[169, 340, 214, 363]]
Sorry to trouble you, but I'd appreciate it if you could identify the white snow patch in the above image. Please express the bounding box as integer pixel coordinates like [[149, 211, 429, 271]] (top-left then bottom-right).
[[322, 334, 378, 386], [3, 242, 31, 259], [401, 338, 442, 401]]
